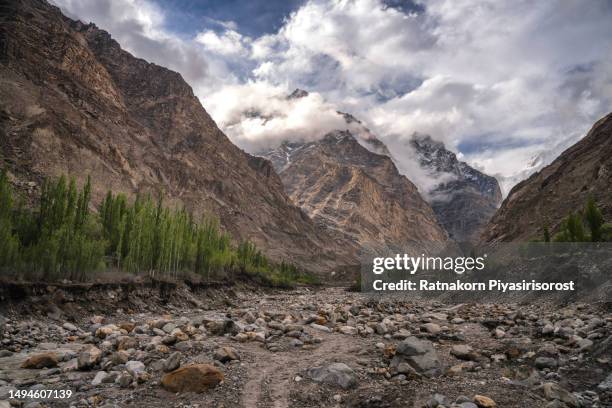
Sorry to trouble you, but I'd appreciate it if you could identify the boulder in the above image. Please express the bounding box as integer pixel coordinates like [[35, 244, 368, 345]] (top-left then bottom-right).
[[390, 336, 442, 377], [473, 395, 497, 407], [161, 364, 224, 393], [307, 363, 357, 389], [77, 346, 102, 370], [451, 344, 479, 361], [213, 347, 240, 363], [542, 383, 579, 408], [21, 353, 59, 369], [163, 352, 181, 372], [125, 361, 146, 378]]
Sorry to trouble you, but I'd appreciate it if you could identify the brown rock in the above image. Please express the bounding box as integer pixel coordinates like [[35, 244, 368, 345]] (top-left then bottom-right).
[[474, 395, 497, 408], [119, 322, 136, 332], [213, 347, 240, 363], [117, 336, 138, 351], [21, 353, 59, 369], [161, 364, 224, 393]]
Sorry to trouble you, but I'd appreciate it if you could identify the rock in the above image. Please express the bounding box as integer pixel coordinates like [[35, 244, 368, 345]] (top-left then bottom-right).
[[117, 336, 138, 351], [207, 319, 236, 336], [91, 371, 108, 386], [375, 322, 388, 335], [116, 372, 133, 388], [535, 357, 558, 370], [162, 323, 176, 334], [77, 346, 102, 370], [451, 345, 478, 361], [213, 346, 240, 363], [125, 361, 146, 377], [425, 393, 447, 407], [21, 353, 59, 369], [390, 336, 442, 377], [576, 338, 593, 352], [598, 373, 612, 392], [95, 324, 118, 339], [473, 395, 496, 407], [307, 363, 357, 389], [542, 383, 579, 407], [339, 326, 358, 335], [91, 315, 105, 324], [163, 352, 181, 372], [310, 323, 331, 333], [110, 351, 129, 366], [161, 364, 224, 393], [62, 322, 78, 332], [422, 323, 441, 335], [118, 322, 136, 332], [290, 339, 303, 347]]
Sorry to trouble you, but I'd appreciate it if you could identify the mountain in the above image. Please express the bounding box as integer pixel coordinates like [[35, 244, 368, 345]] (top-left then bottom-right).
[[410, 135, 503, 242], [0, 0, 357, 274], [260, 130, 448, 253], [482, 112, 612, 242]]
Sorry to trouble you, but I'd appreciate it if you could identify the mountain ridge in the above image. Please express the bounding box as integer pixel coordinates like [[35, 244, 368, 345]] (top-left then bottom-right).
[[482, 112, 612, 242], [0, 0, 358, 275]]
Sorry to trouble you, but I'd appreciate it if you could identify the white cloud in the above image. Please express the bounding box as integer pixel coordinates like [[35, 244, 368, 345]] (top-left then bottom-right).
[[53, 0, 612, 196], [195, 29, 250, 57]]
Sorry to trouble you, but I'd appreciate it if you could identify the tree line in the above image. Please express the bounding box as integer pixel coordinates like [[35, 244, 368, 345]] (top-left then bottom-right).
[[0, 171, 316, 286]]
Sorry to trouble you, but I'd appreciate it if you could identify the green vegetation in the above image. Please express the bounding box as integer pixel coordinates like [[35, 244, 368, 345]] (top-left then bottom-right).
[[542, 196, 612, 242], [0, 171, 317, 286]]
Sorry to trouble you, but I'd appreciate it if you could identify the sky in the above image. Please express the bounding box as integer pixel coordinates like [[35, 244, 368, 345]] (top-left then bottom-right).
[[52, 0, 612, 196]]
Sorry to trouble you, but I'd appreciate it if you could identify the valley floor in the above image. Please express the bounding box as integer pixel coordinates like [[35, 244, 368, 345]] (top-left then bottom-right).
[[0, 285, 610, 408]]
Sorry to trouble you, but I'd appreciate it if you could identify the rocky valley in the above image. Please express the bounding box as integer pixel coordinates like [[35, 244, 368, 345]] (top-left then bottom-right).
[[0, 1, 611, 408], [0, 283, 610, 408]]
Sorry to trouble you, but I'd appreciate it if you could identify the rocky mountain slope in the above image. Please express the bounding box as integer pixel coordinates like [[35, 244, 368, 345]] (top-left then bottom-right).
[[0, 0, 357, 274], [410, 135, 502, 242], [482, 112, 612, 242], [261, 90, 499, 245], [260, 130, 448, 253]]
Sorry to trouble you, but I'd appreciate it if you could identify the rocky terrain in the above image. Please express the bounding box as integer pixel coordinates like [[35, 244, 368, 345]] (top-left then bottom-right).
[[0, 284, 610, 408], [260, 130, 447, 253], [410, 135, 502, 242], [0, 0, 357, 274], [482, 113, 612, 242]]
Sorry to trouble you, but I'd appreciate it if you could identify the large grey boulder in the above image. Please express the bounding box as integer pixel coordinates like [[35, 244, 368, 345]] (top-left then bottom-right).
[[307, 363, 357, 389], [389, 336, 442, 377]]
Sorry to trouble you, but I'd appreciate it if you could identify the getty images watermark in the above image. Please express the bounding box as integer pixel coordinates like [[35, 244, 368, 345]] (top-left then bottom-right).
[[371, 253, 574, 292], [361, 243, 611, 302]]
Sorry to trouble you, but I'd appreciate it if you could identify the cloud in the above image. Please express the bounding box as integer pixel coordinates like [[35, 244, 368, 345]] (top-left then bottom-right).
[[53, 0, 612, 196], [195, 29, 250, 57], [205, 83, 353, 152]]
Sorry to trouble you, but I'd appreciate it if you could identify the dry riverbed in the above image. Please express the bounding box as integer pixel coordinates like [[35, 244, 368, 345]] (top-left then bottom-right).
[[0, 285, 610, 407]]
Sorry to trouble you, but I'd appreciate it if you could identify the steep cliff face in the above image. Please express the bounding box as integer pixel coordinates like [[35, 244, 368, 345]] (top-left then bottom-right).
[[261, 131, 448, 252], [0, 0, 357, 273], [482, 113, 612, 242], [410, 135, 503, 242]]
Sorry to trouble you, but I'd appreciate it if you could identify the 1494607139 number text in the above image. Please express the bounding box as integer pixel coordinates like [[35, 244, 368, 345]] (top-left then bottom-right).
[[9, 389, 73, 399]]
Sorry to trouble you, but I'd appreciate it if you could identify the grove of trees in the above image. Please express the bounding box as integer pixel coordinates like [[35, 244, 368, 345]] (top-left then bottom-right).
[[0, 171, 315, 286]]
